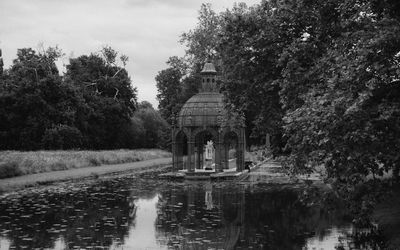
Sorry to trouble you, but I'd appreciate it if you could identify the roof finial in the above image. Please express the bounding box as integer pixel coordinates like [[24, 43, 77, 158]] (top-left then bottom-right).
[[201, 61, 217, 75]]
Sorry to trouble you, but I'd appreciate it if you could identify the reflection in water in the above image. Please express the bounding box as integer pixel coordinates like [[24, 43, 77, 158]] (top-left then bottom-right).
[[205, 182, 213, 210], [0, 177, 380, 249], [0, 237, 10, 250], [305, 226, 353, 249], [155, 183, 246, 249], [124, 195, 166, 250], [0, 180, 135, 249]]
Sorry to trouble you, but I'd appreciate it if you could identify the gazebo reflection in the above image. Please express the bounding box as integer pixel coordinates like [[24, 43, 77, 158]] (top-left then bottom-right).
[[155, 182, 245, 249], [205, 182, 213, 210]]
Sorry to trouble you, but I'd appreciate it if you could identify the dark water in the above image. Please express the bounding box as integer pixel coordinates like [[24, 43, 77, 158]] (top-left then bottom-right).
[[0, 175, 375, 249]]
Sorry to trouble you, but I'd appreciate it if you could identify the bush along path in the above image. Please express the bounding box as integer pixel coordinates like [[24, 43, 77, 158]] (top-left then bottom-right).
[[0, 157, 172, 193]]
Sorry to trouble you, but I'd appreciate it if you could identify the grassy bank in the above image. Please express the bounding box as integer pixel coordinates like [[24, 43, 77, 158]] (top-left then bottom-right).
[[0, 149, 171, 179]]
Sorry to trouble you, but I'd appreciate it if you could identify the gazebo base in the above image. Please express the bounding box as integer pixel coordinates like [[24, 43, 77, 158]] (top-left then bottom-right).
[[159, 167, 244, 181]]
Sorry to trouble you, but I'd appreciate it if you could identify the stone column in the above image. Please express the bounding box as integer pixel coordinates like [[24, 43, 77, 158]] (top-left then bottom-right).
[[200, 149, 203, 169], [177, 142, 183, 170], [237, 147, 244, 172], [187, 141, 195, 172], [224, 146, 229, 170], [237, 129, 246, 172], [265, 133, 271, 151], [172, 141, 176, 171], [194, 146, 199, 169], [215, 142, 223, 172]]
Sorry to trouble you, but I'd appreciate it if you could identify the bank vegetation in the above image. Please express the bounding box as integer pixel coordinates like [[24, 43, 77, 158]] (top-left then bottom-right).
[[0, 149, 171, 179]]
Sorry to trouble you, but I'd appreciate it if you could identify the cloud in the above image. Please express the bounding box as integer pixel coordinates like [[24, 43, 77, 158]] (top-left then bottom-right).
[[0, 0, 260, 107]]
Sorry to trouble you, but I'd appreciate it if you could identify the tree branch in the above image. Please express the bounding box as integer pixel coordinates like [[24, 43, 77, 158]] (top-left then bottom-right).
[[114, 87, 119, 99], [113, 68, 123, 78]]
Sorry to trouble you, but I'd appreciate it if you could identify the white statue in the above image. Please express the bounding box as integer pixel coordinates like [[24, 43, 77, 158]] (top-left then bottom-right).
[[205, 140, 214, 160]]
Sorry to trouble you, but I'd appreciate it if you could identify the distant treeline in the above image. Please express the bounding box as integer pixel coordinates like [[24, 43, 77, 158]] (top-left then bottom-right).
[[0, 47, 169, 150]]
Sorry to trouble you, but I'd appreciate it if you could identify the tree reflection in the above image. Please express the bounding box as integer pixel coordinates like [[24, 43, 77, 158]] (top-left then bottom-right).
[[0, 180, 136, 249]]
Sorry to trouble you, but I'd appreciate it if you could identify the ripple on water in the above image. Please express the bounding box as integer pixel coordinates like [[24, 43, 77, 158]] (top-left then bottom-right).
[[0, 176, 380, 250]]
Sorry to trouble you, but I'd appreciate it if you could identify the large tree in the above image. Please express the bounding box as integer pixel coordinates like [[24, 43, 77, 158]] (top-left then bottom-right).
[[133, 101, 169, 148], [156, 4, 224, 126], [180, 3, 223, 70], [218, 3, 285, 149], [0, 47, 85, 150], [64, 47, 138, 149], [0, 46, 145, 150], [155, 57, 185, 124]]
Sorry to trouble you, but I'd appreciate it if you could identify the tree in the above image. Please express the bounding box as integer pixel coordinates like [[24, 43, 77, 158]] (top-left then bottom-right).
[[180, 3, 223, 70], [0, 48, 4, 76], [155, 57, 185, 124], [278, 0, 400, 223], [281, 0, 400, 176], [64, 47, 138, 149], [0, 47, 84, 150], [132, 101, 169, 148], [218, 3, 285, 150], [155, 0, 400, 228], [42, 124, 83, 149]]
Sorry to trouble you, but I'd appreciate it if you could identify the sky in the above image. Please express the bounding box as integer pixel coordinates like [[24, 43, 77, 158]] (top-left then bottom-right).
[[0, 0, 260, 108]]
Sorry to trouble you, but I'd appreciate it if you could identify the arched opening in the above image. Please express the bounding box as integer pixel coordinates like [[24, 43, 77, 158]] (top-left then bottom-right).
[[224, 131, 239, 170], [194, 130, 216, 171], [175, 130, 187, 170]]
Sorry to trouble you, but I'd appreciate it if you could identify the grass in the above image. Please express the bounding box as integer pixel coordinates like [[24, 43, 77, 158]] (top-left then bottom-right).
[[0, 149, 171, 179]]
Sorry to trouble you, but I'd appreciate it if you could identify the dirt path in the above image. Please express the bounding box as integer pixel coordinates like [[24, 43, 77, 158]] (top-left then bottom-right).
[[0, 157, 172, 192]]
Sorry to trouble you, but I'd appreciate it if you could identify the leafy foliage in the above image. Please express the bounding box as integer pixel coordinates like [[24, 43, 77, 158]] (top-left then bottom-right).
[[156, 4, 225, 125], [218, 3, 285, 149], [281, 0, 400, 183], [155, 58, 185, 123], [132, 101, 170, 149], [42, 124, 83, 150], [0, 46, 168, 150], [157, 0, 400, 224], [180, 3, 223, 69]]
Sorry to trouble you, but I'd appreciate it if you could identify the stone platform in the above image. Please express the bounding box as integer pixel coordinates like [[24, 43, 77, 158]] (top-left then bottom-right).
[[159, 159, 257, 181], [159, 168, 244, 180], [159, 159, 324, 184]]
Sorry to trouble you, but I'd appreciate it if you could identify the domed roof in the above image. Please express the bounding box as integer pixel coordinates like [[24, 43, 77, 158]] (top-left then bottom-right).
[[178, 92, 227, 127]]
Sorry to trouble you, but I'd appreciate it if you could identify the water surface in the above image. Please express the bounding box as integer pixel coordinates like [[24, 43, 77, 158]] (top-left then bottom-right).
[[0, 175, 369, 249]]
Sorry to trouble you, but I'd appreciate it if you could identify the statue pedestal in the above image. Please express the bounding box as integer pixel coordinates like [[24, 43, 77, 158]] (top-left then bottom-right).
[[204, 159, 213, 170]]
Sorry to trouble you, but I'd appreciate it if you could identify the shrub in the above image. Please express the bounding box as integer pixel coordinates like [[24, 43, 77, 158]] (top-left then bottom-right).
[[88, 157, 101, 166], [42, 125, 83, 149], [0, 162, 23, 179], [51, 161, 68, 171]]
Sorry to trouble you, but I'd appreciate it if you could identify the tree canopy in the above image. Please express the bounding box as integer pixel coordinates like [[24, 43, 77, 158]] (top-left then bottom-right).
[[0, 46, 169, 150], [156, 0, 400, 223]]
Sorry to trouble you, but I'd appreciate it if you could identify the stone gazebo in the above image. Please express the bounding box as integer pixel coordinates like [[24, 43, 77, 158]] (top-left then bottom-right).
[[171, 62, 246, 173]]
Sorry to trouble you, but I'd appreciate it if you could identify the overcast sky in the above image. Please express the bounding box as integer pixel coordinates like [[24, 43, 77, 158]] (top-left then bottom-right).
[[0, 0, 260, 107]]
